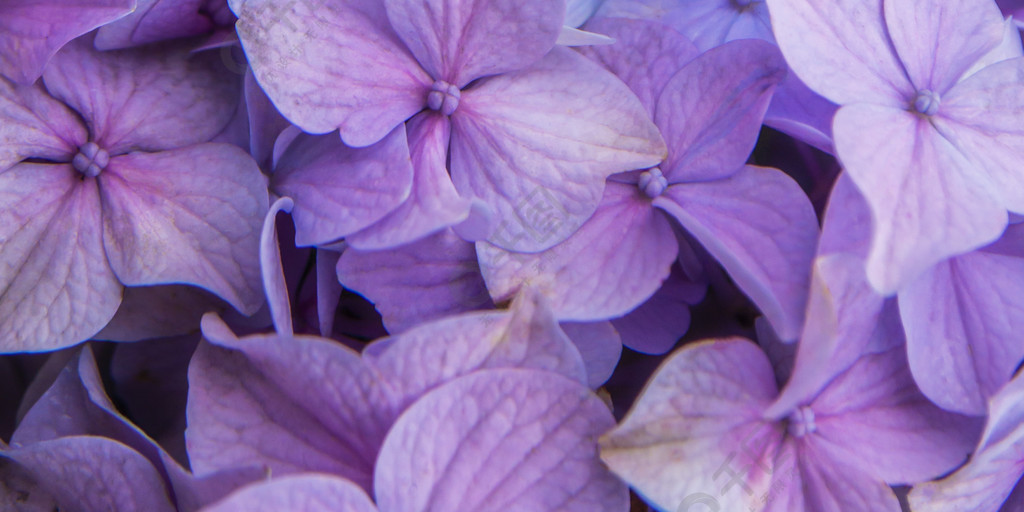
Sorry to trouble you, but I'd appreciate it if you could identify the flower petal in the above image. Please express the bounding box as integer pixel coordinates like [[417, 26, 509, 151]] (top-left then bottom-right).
[[204, 474, 378, 512], [43, 37, 242, 154], [766, 0, 912, 106], [0, 163, 122, 352], [338, 229, 493, 333], [346, 113, 472, 250], [99, 144, 267, 316], [453, 47, 666, 252], [610, 264, 704, 355], [559, 320, 622, 388], [657, 40, 786, 183], [900, 225, 1024, 415], [383, 0, 563, 86], [374, 369, 626, 512], [272, 127, 413, 247], [234, 0, 430, 146], [0, 79, 83, 169], [0, 0, 134, 84], [655, 166, 819, 341], [833, 103, 1008, 294], [600, 338, 780, 512], [884, 0, 1004, 94]]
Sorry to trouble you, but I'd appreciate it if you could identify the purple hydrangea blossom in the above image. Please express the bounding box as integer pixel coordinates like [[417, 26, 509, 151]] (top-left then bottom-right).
[[0, 37, 267, 352], [770, 0, 1024, 293]]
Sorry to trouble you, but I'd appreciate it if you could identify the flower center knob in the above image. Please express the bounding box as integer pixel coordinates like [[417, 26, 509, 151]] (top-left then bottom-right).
[[427, 80, 461, 116], [72, 142, 109, 178], [787, 406, 817, 438], [638, 167, 668, 198], [913, 90, 941, 116]]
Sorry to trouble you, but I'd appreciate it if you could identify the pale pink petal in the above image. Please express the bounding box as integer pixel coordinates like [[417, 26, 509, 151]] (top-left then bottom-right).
[[99, 144, 267, 316]]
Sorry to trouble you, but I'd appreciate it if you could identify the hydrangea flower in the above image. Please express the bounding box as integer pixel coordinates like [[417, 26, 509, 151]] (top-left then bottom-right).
[[0, 37, 268, 352], [478, 21, 819, 341], [770, 0, 1024, 293], [233, 0, 665, 251]]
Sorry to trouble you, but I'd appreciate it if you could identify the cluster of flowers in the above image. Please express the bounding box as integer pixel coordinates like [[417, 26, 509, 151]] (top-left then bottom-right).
[[2, 0, 1024, 510]]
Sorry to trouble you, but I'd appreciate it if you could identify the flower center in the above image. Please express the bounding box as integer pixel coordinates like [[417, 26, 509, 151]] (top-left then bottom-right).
[[72, 142, 109, 178], [427, 80, 461, 116], [638, 167, 668, 198], [913, 89, 941, 116], [786, 406, 817, 438]]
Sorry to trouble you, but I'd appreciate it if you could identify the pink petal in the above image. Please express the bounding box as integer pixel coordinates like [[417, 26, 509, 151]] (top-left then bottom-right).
[[833, 104, 1008, 294], [234, 0, 431, 146], [0, 0, 134, 84], [0, 163, 122, 352], [204, 474, 378, 512], [347, 112, 472, 250], [374, 369, 626, 512], [99, 144, 267, 316], [655, 166, 819, 340], [383, 0, 563, 86], [884, 0, 1004, 94], [452, 47, 666, 252], [338, 229, 493, 333], [767, 0, 912, 106], [599, 338, 781, 512], [272, 128, 413, 247], [478, 182, 677, 321], [656, 40, 786, 183], [43, 38, 242, 154]]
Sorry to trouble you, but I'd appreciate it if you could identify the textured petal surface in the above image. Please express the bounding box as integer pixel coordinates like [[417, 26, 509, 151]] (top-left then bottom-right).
[[234, 0, 430, 146], [0, 79, 83, 169], [600, 339, 781, 512], [656, 166, 818, 340], [374, 369, 626, 512], [767, 0, 912, 106], [43, 37, 242, 154], [204, 474, 378, 512], [578, 17, 699, 117], [0, 0, 134, 84], [938, 57, 1024, 214], [657, 40, 786, 183], [452, 47, 665, 252], [0, 164, 121, 352], [884, 0, 1004, 94], [909, 374, 1024, 512], [4, 436, 175, 512], [338, 229, 493, 333], [900, 225, 1024, 415], [810, 344, 981, 485], [384, 0, 563, 86], [478, 182, 677, 321], [833, 104, 1007, 294], [272, 128, 413, 247], [346, 113, 472, 250], [99, 144, 267, 315]]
